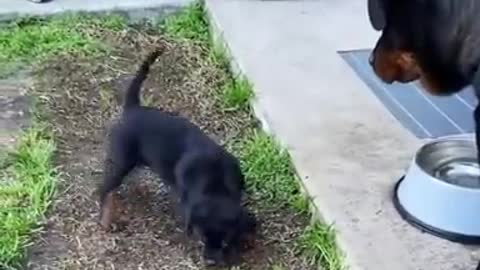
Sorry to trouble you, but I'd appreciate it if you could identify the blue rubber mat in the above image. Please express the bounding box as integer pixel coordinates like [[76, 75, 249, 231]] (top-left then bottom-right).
[[340, 49, 477, 139]]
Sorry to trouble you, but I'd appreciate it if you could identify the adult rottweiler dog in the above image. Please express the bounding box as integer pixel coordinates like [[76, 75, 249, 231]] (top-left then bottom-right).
[[368, 2, 480, 266], [367, 0, 480, 156], [98, 49, 256, 266]]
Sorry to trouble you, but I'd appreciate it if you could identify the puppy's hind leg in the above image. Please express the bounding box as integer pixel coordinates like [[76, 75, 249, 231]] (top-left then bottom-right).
[[99, 161, 134, 230], [99, 140, 136, 230]]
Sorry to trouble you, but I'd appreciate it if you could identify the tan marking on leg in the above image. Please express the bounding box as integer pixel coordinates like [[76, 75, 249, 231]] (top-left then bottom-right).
[[100, 192, 115, 230]]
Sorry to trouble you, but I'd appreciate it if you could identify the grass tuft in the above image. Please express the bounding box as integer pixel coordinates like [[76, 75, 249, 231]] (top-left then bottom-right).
[[300, 222, 346, 270], [271, 264, 286, 270], [161, 1, 252, 111], [208, 43, 231, 72], [220, 77, 254, 111], [0, 14, 125, 77], [0, 126, 58, 269], [162, 2, 209, 43], [234, 131, 302, 208]]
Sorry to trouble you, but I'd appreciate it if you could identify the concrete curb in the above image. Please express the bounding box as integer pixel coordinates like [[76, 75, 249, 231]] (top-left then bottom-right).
[[0, 0, 192, 23]]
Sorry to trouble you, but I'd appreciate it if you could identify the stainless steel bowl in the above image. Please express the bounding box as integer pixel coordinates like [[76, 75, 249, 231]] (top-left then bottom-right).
[[394, 135, 480, 244], [418, 138, 480, 189]]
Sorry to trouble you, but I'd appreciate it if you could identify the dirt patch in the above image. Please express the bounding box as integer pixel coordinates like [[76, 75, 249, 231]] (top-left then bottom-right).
[[0, 73, 32, 151], [26, 26, 312, 270]]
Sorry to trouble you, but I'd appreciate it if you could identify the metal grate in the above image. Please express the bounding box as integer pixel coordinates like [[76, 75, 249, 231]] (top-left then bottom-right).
[[340, 49, 477, 139]]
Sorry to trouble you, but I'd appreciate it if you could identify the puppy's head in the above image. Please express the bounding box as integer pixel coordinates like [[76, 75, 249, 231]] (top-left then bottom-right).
[[175, 151, 250, 266], [368, 0, 480, 95], [188, 197, 250, 265]]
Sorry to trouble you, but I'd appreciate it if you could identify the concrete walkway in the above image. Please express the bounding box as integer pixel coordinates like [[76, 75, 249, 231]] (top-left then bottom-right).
[[205, 1, 479, 270]]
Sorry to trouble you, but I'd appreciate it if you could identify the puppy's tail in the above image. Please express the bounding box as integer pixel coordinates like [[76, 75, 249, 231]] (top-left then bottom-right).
[[123, 49, 163, 109]]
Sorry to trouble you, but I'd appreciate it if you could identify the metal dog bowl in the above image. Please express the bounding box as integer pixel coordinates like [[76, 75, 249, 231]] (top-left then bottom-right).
[[393, 135, 480, 244]]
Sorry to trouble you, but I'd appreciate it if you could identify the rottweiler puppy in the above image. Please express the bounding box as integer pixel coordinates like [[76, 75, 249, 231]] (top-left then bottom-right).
[[99, 49, 256, 266], [367, 0, 480, 156]]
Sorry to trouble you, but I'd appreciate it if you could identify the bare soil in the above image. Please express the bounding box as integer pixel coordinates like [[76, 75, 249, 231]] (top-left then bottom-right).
[[0, 73, 32, 151], [25, 25, 313, 270]]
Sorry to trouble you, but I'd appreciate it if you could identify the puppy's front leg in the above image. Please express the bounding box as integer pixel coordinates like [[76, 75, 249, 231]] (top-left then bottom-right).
[[203, 238, 225, 267], [176, 190, 194, 237], [183, 207, 193, 237]]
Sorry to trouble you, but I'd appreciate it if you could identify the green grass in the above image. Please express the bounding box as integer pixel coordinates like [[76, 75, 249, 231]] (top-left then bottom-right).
[[0, 126, 58, 269], [162, 2, 253, 111], [271, 264, 286, 270], [0, 14, 126, 77], [208, 43, 231, 74], [220, 77, 254, 111], [162, 2, 210, 43], [234, 131, 303, 208], [234, 132, 344, 269], [162, 1, 347, 269], [300, 223, 345, 270]]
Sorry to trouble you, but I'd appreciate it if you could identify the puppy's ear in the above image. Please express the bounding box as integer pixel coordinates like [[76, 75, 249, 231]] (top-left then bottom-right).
[[225, 156, 246, 192], [174, 152, 201, 190], [235, 163, 246, 191], [368, 0, 387, 30], [239, 172, 246, 191]]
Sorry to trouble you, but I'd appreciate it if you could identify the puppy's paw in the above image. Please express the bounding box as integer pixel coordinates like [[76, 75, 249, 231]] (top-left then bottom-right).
[[204, 258, 217, 267], [184, 222, 193, 237], [239, 210, 257, 235], [99, 214, 112, 232], [110, 220, 129, 233], [99, 195, 128, 233], [245, 213, 257, 233], [203, 249, 225, 267]]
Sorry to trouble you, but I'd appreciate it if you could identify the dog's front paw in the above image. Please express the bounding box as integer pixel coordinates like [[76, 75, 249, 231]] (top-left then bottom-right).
[[203, 248, 225, 267], [242, 211, 257, 234], [184, 222, 193, 237], [99, 213, 112, 232]]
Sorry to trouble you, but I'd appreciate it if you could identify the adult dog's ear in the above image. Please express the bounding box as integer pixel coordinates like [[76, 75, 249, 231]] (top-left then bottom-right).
[[368, 0, 387, 31]]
